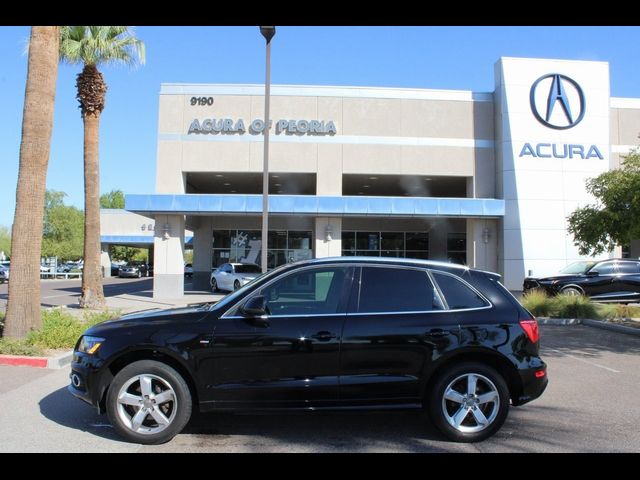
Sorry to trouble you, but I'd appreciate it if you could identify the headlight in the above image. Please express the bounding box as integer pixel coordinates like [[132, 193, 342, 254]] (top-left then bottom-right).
[[77, 336, 105, 355]]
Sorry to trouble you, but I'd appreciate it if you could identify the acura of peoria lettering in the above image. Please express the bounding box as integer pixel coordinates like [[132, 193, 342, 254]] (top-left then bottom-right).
[[188, 118, 337, 136]]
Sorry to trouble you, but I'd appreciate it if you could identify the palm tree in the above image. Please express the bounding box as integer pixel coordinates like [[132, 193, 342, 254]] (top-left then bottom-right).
[[4, 27, 59, 338], [59, 26, 145, 308]]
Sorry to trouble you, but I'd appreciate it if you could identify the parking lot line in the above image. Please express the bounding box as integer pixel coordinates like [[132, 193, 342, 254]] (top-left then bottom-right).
[[547, 348, 621, 373]]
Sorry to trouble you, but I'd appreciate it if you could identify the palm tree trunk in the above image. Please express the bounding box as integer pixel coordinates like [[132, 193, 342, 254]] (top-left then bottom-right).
[[4, 26, 59, 338], [79, 111, 105, 308]]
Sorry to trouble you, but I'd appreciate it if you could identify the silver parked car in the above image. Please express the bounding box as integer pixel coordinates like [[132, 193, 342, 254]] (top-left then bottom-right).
[[210, 262, 262, 292], [0, 265, 9, 284]]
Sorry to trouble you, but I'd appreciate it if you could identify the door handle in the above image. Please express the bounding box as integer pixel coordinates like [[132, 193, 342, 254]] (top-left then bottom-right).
[[312, 331, 337, 341], [425, 330, 449, 338]]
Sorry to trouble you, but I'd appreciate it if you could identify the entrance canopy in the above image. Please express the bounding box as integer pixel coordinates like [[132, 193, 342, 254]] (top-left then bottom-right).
[[125, 194, 504, 218]]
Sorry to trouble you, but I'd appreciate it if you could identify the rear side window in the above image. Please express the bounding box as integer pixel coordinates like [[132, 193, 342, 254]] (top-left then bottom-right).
[[617, 262, 640, 274], [358, 266, 442, 313], [431, 271, 489, 310]]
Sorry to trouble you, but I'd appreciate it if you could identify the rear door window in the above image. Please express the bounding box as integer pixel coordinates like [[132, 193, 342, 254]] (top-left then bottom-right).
[[617, 262, 640, 274], [358, 266, 443, 313], [431, 271, 489, 310]]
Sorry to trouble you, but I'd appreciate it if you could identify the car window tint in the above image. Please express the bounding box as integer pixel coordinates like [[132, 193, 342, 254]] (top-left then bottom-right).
[[236, 264, 261, 274], [617, 262, 640, 274], [259, 267, 350, 316], [358, 267, 440, 313], [431, 271, 488, 310], [591, 262, 615, 275]]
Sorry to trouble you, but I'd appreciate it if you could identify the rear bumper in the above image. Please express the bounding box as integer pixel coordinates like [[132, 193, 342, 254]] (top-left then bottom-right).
[[512, 362, 548, 406]]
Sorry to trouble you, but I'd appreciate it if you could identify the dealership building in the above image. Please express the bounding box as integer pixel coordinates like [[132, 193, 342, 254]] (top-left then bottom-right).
[[113, 56, 640, 297]]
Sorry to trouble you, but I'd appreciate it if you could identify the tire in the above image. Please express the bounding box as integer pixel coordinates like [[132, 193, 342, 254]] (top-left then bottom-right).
[[428, 362, 509, 443], [106, 360, 192, 445], [211, 278, 218, 293], [234, 280, 241, 291], [561, 286, 582, 296], [137, 271, 142, 278]]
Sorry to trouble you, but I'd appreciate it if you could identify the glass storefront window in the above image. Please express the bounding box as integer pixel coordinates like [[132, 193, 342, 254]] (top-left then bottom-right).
[[447, 233, 467, 265], [342, 231, 430, 259], [406, 232, 429, 251], [356, 232, 380, 251], [212, 230, 312, 269]]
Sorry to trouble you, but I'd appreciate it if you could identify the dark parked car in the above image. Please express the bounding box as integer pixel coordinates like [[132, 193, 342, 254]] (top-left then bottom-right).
[[523, 259, 640, 302], [118, 262, 150, 278], [69, 257, 547, 445]]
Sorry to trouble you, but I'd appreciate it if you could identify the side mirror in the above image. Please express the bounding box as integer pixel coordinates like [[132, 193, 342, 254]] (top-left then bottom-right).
[[241, 295, 269, 326], [586, 270, 599, 276]]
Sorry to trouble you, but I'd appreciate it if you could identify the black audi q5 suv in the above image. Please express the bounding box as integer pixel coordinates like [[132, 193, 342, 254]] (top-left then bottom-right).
[[69, 257, 547, 444]]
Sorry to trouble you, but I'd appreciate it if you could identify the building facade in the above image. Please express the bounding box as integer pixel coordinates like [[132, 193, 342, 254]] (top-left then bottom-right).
[[125, 56, 640, 297]]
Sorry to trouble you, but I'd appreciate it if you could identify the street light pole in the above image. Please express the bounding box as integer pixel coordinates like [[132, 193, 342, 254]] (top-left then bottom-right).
[[260, 26, 275, 274]]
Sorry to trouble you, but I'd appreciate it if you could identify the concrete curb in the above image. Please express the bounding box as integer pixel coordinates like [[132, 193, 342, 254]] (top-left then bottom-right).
[[0, 350, 73, 369], [582, 319, 640, 337], [537, 318, 582, 325], [538, 317, 640, 337]]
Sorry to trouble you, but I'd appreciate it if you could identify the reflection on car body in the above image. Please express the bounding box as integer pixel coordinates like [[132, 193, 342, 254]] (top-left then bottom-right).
[[523, 259, 640, 302]]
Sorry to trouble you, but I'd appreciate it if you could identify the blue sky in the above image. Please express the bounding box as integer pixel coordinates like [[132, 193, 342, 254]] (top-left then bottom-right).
[[1, 25, 640, 227]]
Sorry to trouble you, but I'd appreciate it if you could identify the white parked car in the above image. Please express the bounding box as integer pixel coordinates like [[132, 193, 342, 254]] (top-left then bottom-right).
[[210, 262, 262, 292]]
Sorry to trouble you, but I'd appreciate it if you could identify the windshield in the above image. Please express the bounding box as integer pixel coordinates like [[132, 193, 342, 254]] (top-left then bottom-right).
[[235, 264, 262, 274], [558, 261, 597, 275]]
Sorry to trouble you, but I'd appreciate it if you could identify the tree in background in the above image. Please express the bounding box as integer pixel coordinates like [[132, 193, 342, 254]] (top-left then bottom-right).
[[0, 226, 11, 258], [5, 27, 59, 338], [568, 150, 640, 256], [100, 189, 125, 209], [59, 27, 145, 308], [99, 189, 147, 263], [42, 190, 84, 261]]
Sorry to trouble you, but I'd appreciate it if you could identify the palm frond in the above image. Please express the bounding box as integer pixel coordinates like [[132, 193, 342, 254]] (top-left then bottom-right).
[[59, 25, 145, 67]]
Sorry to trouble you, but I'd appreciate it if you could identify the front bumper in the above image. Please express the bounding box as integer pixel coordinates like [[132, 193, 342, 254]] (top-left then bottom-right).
[[118, 271, 140, 278], [68, 352, 112, 413]]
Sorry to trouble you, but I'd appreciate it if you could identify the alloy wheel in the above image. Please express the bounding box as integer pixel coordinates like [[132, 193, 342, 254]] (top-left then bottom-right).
[[116, 374, 178, 435], [441, 373, 500, 433]]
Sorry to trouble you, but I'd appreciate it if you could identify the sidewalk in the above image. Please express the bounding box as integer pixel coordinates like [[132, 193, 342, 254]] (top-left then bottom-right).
[[103, 291, 224, 314]]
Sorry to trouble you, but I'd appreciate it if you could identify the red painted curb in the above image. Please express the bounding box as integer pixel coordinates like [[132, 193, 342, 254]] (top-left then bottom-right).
[[0, 355, 48, 368]]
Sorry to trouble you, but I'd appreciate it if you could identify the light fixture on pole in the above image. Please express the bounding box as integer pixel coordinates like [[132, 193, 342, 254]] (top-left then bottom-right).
[[260, 26, 275, 274]]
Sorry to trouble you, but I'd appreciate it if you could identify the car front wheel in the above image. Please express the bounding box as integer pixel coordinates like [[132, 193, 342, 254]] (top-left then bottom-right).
[[234, 280, 241, 291], [106, 360, 192, 445], [428, 362, 509, 443], [561, 286, 582, 296], [211, 278, 218, 292]]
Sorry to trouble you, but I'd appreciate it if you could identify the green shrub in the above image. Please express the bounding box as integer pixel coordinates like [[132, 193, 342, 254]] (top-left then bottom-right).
[[551, 294, 599, 319], [0, 338, 44, 356], [597, 303, 640, 319], [26, 309, 119, 350], [521, 289, 553, 317]]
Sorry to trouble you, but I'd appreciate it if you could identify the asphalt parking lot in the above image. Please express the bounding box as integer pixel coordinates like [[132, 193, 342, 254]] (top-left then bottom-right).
[[0, 324, 638, 452]]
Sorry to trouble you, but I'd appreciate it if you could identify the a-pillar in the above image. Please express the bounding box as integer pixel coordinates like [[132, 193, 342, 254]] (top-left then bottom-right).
[[466, 218, 498, 273], [315, 217, 342, 258], [153, 214, 185, 298], [192, 217, 213, 291]]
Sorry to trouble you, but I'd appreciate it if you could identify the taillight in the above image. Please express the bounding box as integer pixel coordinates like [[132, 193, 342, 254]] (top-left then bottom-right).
[[519, 319, 540, 343]]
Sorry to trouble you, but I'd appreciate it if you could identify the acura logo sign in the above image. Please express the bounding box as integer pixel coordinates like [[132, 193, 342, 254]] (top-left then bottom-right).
[[530, 74, 585, 130]]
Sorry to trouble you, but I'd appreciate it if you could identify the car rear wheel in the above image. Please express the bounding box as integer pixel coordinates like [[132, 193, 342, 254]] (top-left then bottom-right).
[[561, 286, 582, 296], [428, 362, 509, 442], [106, 360, 192, 445]]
